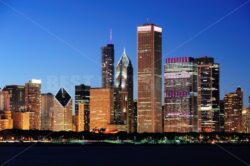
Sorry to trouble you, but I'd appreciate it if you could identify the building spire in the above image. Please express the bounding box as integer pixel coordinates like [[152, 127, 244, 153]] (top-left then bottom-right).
[[123, 48, 126, 55]]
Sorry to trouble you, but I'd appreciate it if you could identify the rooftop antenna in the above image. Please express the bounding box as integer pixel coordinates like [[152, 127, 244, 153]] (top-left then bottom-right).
[[109, 29, 113, 43], [146, 17, 150, 24]]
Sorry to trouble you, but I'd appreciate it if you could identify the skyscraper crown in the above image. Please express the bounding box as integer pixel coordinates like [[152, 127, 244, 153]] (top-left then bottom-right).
[[117, 48, 131, 67], [55, 88, 71, 107]]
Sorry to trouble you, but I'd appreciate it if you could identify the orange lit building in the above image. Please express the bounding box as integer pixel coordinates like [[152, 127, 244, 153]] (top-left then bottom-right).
[[25, 79, 42, 130], [0, 111, 13, 130], [105, 124, 127, 134], [41, 93, 54, 130], [242, 108, 250, 133], [0, 90, 13, 130], [12, 111, 30, 130], [90, 88, 113, 131], [74, 103, 84, 132], [0, 119, 13, 130]]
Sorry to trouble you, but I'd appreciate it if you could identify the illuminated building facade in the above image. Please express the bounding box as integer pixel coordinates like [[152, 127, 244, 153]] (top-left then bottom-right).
[[137, 24, 163, 133], [75, 84, 90, 131], [90, 88, 113, 131], [114, 49, 134, 133], [219, 100, 225, 132], [0, 90, 10, 111], [0, 90, 13, 130], [52, 88, 73, 131], [41, 93, 54, 130], [0, 118, 13, 131], [164, 57, 198, 132], [102, 44, 114, 88], [25, 79, 42, 130], [242, 108, 250, 133], [12, 111, 30, 130], [3, 85, 25, 112], [133, 100, 137, 133], [195, 57, 220, 132], [74, 103, 84, 132], [224, 87, 243, 133]]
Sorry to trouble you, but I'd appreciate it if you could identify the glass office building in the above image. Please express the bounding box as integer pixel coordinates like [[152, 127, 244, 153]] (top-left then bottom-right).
[[195, 57, 220, 132], [164, 57, 198, 132]]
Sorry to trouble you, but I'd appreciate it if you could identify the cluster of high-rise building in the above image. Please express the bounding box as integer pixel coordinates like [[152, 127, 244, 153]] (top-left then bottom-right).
[[163, 57, 220, 132], [0, 23, 249, 133]]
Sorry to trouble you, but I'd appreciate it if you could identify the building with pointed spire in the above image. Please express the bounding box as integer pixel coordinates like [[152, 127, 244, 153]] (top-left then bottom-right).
[[114, 49, 135, 133]]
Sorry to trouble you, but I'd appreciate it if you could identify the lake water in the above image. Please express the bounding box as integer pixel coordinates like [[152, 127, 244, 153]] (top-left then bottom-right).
[[0, 144, 249, 166]]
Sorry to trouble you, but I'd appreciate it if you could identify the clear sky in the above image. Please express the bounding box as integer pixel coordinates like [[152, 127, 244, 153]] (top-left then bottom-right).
[[0, 0, 249, 107]]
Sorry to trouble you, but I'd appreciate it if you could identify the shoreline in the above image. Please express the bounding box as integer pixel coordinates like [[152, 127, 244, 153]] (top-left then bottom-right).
[[0, 142, 250, 147]]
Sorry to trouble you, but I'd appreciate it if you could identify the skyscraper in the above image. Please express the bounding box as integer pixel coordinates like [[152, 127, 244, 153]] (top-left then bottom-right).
[[0, 90, 10, 111], [75, 84, 90, 131], [164, 57, 198, 132], [242, 108, 250, 133], [114, 49, 134, 133], [248, 95, 250, 108], [133, 100, 138, 133], [102, 44, 114, 88], [41, 93, 54, 130], [0, 90, 13, 130], [224, 87, 243, 133], [12, 111, 30, 130], [74, 103, 84, 132], [25, 79, 42, 130], [90, 88, 113, 131], [3, 85, 25, 112], [52, 88, 73, 131], [195, 57, 220, 132], [137, 24, 163, 133], [219, 100, 225, 132]]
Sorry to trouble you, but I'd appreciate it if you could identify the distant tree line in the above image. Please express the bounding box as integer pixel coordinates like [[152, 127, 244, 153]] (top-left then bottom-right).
[[0, 129, 250, 141]]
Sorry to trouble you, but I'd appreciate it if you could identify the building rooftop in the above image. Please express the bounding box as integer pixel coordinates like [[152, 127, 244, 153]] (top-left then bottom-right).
[[55, 88, 71, 107]]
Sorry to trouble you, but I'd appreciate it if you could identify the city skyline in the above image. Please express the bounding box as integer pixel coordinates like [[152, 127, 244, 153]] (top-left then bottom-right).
[[0, 0, 249, 107], [0, 1, 250, 165]]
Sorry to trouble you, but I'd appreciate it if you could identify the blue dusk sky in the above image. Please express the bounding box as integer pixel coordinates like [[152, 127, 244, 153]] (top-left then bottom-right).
[[0, 0, 249, 106]]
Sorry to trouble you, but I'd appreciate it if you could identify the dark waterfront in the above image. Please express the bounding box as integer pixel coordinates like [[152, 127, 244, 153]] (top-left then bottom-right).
[[0, 144, 249, 166]]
